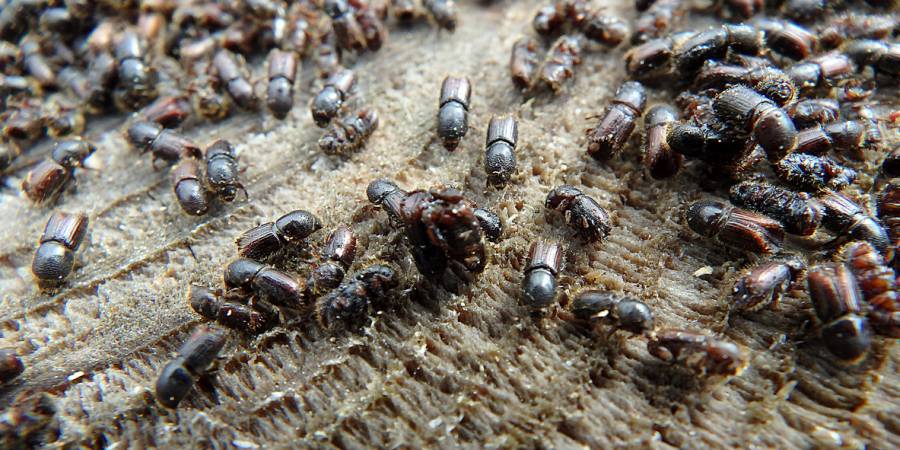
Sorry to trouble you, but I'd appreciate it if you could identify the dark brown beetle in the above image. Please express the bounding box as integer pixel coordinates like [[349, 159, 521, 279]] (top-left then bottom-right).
[[41, 100, 85, 138], [84, 50, 118, 113], [353, 0, 387, 51], [540, 35, 582, 93], [840, 241, 898, 338], [843, 40, 900, 80], [806, 263, 871, 363], [189, 285, 278, 335], [473, 208, 503, 242], [786, 52, 854, 92], [510, 36, 540, 90], [723, 0, 762, 19], [635, 0, 657, 10], [366, 178, 407, 223], [315, 264, 399, 332], [877, 183, 899, 269], [236, 210, 322, 260], [754, 18, 817, 60], [20, 36, 56, 88], [0, 74, 40, 99], [189, 69, 232, 122], [224, 258, 305, 308], [729, 181, 822, 236], [423, 0, 458, 31], [205, 140, 245, 202], [522, 240, 563, 310], [56, 68, 88, 103], [673, 24, 763, 74], [632, 0, 684, 44], [3, 103, 44, 141], [22, 139, 96, 204], [731, 257, 805, 312], [647, 330, 747, 376], [282, 4, 316, 55], [570, 290, 654, 335], [586, 81, 646, 161], [0, 349, 24, 384], [882, 148, 900, 179], [213, 49, 257, 110], [314, 31, 343, 79], [305, 225, 358, 298], [773, 153, 856, 192], [0, 1, 35, 42], [437, 76, 471, 151], [694, 63, 796, 107], [624, 32, 692, 80], [391, 0, 420, 23], [32, 211, 89, 285], [311, 69, 355, 127], [484, 116, 517, 187], [848, 104, 884, 152], [641, 104, 683, 179], [126, 121, 201, 166], [818, 190, 889, 252], [139, 96, 193, 129], [819, 13, 898, 49], [266, 49, 298, 120], [785, 98, 840, 129], [581, 12, 628, 47], [156, 326, 227, 409], [685, 200, 785, 254], [172, 159, 208, 216], [414, 188, 488, 275], [532, 0, 576, 36], [712, 85, 798, 161], [319, 107, 379, 156], [372, 184, 487, 278], [326, 0, 367, 51], [794, 121, 866, 160], [778, 0, 823, 23], [545, 185, 612, 242], [114, 31, 157, 110]]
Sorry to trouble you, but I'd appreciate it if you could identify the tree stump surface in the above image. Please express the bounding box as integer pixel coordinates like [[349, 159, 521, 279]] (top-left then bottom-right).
[[1, 1, 897, 448]]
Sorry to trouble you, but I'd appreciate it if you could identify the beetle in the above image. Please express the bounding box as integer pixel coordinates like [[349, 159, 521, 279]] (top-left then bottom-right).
[[522, 240, 563, 310], [236, 210, 323, 260], [437, 76, 471, 151], [484, 116, 517, 187], [155, 326, 227, 408], [545, 185, 612, 242], [32, 211, 89, 286], [586, 81, 646, 161], [728, 181, 822, 236], [21, 139, 95, 204], [570, 290, 655, 335], [266, 49, 298, 119], [311, 69, 355, 127], [172, 158, 209, 216], [318, 108, 379, 156], [806, 263, 872, 363], [315, 264, 399, 332], [685, 200, 785, 254], [647, 329, 747, 376], [126, 121, 201, 166], [189, 285, 279, 335], [205, 140, 246, 202], [224, 258, 306, 308], [731, 257, 806, 312]]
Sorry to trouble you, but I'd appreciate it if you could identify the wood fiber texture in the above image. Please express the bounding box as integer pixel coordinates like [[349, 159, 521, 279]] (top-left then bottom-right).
[[1, 1, 898, 448]]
